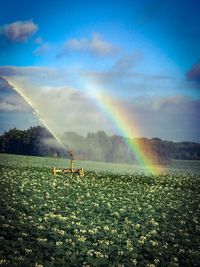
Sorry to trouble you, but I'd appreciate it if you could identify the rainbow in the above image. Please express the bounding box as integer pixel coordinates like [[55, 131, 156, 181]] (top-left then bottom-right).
[[5, 75, 158, 174], [87, 85, 158, 175]]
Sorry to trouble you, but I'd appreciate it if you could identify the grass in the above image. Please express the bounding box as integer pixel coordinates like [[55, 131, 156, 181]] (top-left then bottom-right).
[[0, 153, 199, 266]]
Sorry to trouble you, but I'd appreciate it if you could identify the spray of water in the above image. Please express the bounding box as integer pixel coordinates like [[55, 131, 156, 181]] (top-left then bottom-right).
[[4, 77, 70, 154]]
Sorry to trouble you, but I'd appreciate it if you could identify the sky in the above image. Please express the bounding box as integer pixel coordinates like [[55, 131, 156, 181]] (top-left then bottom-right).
[[0, 0, 200, 142]]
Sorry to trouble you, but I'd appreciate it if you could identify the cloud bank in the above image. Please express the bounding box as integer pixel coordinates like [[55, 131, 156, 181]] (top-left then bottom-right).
[[0, 66, 199, 141]]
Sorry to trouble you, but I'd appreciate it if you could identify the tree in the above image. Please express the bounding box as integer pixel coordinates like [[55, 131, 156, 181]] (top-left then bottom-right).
[[0, 126, 199, 162]]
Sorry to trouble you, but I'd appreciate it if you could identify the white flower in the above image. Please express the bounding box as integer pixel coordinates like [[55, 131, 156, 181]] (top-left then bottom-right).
[[131, 259, 137, 266], [135, 224, 140, 229], [103, 225, 109, 231], [87, 250, 95, 256], [77, 235, 86, 242], [56, 241, 63, 246]]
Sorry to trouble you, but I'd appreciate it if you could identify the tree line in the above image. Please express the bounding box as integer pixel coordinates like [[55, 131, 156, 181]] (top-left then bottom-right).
[[0, 126, 200, 164]]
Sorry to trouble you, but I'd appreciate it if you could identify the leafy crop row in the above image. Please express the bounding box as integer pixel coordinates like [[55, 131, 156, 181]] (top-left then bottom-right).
[[0, 154, 199, 266]]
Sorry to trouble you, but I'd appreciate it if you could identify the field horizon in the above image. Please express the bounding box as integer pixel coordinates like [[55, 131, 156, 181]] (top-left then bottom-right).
[[1, 153, 200, 175]]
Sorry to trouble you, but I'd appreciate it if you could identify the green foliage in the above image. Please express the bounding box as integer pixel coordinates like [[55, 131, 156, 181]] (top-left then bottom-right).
[[0, 154, 200, 266], [0, 126, 58, 157]]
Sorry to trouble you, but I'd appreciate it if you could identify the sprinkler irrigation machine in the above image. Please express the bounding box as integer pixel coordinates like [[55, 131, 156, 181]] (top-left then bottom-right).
[[52, 150, 84, 177]]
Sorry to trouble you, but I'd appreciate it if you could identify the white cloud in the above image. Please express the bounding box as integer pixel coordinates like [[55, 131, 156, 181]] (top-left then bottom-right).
[[60, 33, 119, 57], [124, 95, 200, 141], [1, 20, 38, 43], [0, 102, 17, 112], [34, 36, 43, 44], [0, 95, 30, 112], [113, 52, 143, 71], [147, 95, 192, 110], [0, 66, 59, 79], [34, 42, 51, 55]]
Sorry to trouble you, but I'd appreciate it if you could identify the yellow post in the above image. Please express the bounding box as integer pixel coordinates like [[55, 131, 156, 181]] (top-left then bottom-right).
[[70, 159, 74, 170], [80, 168, 84, 177], [52, 167, 56, 176]]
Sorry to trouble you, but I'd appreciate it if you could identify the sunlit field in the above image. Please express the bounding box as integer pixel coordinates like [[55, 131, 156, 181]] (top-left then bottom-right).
[[0, 154, 199, 266]]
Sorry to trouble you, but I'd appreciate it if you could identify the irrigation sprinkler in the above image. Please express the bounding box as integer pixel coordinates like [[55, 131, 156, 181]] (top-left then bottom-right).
[[52, 150, 84, 176], [3, 78, 84, 177]]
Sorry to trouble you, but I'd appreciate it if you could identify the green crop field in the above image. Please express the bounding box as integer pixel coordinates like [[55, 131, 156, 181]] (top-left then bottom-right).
[[0, 154, 200, 266]]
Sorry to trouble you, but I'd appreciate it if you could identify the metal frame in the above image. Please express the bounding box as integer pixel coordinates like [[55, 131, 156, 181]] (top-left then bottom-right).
[[52, 159, 84, 176]]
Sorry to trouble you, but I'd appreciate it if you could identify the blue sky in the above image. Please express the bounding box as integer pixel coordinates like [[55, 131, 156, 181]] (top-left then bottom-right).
[[0, 0, 200, 141]]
